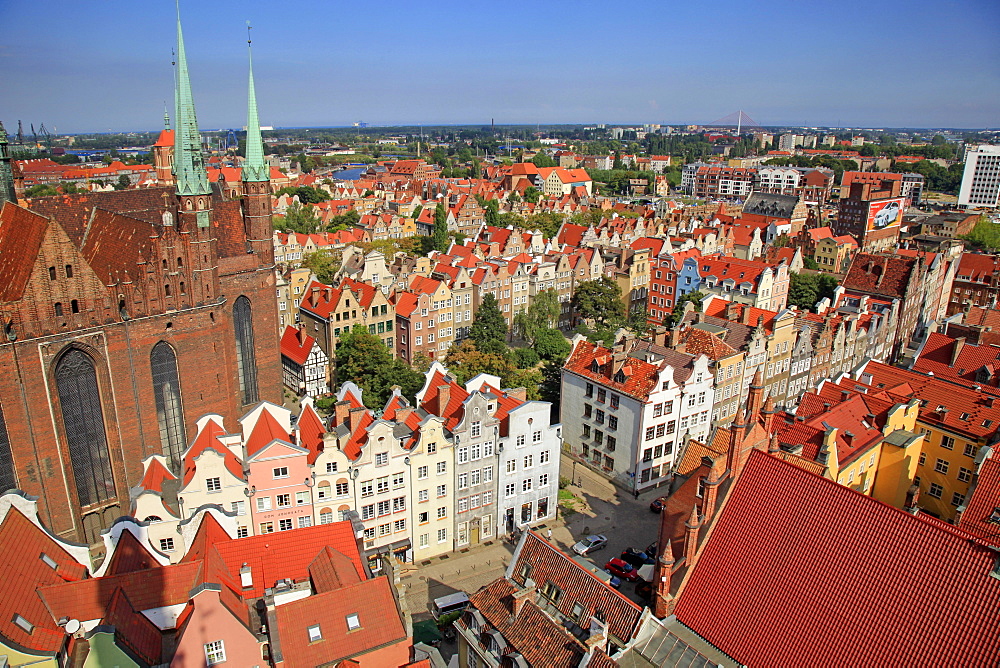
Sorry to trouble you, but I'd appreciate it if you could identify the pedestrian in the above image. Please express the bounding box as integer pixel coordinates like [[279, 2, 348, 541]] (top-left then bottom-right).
[[546, 528, 552, 540], [633, 488, 639, 500]]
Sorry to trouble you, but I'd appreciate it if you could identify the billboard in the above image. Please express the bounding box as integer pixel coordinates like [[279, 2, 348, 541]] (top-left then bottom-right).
[[867, 197, 904, 231]]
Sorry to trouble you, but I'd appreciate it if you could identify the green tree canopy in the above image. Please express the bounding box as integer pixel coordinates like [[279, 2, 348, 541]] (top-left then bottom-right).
[[327, 209, 360, 232], [431, 204, 450, 253], [664, 290, 704, 328], [335, 325, 424, 407], [276, 202, 323, 234], [787, 273, 839, 311], [513, 288, 560, 343], [275, 185, 329, 204], [301, 251, 339, 284], [444, 340, 541, 399], [531, 153, 556, 168], [483, 199, 501, 227], [523, 186, 541, 204], [534, 328, 571, 362], [571, 277, 625, 328], [525, 212, 564, 239], [471, 293, 508, 350]]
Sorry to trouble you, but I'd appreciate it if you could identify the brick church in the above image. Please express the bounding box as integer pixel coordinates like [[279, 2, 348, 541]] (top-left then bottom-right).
[[0, 18, 280, 542]]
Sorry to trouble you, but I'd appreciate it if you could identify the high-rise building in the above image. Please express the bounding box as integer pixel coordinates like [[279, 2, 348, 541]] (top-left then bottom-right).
[[957, 144, 1000, 209], [0, 11, 280, 542]]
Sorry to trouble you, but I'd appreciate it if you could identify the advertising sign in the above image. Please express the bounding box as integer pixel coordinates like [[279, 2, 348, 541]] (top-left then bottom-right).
[[867, 198, 904, 231]]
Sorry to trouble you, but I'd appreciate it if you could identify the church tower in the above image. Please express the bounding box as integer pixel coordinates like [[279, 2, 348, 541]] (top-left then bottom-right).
[[153, 109, 175, 186], [173, 4, 218, 304], [241, 30, 274, 263], [0, 121, 16, 205]]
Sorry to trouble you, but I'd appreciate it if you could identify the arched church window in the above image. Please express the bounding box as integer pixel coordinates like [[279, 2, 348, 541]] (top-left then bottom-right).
[[233, 296, 258, 405], [55, 349, 115, 507], [151, 342, 185, 472]]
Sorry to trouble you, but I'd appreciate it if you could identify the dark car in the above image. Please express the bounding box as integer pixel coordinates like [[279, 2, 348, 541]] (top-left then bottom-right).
[[635, 580, 653, 601], [604, 558, 641, 582], [644, 541, 659, 559], [620, 547, 655, 568], [649, 496, 668, 512]]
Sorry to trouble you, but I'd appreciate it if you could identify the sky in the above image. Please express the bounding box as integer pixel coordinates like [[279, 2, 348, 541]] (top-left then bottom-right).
[[1, 0, 998, 134]]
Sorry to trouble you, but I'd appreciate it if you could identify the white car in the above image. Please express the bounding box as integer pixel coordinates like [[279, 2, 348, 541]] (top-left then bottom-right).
[[873, 201, 900, 229], [572, 534, 608, 555]]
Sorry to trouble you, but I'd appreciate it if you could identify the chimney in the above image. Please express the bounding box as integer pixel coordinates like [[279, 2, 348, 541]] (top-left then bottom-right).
[[436, 385, 452, 417], [240, 564, 253, 589], [768, 433, 781, 453], [310, 287, 320, 308], [584, 616, 609, 652], [348, 406, 367, 432], [741, 306, 754, 325], [511, 584, 536, 617], [507, 388, 527, 402], [683, 507, 701, 567], [950, 337, 966, 367], [395, 406, 414, 424], [324, 286, 332, 301], [334, 400, 351, 427], [725, 301, 739, 321]]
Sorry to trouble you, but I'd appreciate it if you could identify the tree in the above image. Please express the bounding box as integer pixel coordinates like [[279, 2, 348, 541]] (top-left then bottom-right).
[[525, 212, 564, 239], [113, 175, 131, 191], [277, 202, 323, 234], [523, 186, 541, 204], [534, 328, 571, 362], [513, 347, 540, 368], [301, 251, 339, 284], [531, 153, 555, 168], [431, 204, 450, 253], [483, 199, 500, 227], [327, 209, 360, 232], [664, 290, 704, 328], [470, 293, 508, 351], [335, 325, 424, 407], [787, 274, 839, 311], [25, 184, 59, 198], [444, 340, 541, 399], [538, 360, 563, 419], [275, 185, 328, 204], [571, 277, 625, 328], [514, 288, 560, 342], [802, 256, 820, 271]]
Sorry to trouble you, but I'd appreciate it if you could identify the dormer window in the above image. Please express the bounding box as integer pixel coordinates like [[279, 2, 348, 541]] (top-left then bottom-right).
[[613, 370, 626, 383]]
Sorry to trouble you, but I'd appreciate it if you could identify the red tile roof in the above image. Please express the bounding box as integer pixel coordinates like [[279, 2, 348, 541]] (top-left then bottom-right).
[[244, 408, 291, 458], [182, 418, 243, 486], [101, 529, 161, 576], [280, 325, 315, 366], [842, 253, 918, 300], [959, 456, 1000, 545], [274, 575, 407, 666], [913, 332, 1000, 386], [563, 340, 663, 400], [297, 401, 327, 465], [955, 252, 1000, 282], [0, 203, 50, 301], [674, 450, 1000, 667], [103, 588, 163, 665], [138, 457, 176, 495]]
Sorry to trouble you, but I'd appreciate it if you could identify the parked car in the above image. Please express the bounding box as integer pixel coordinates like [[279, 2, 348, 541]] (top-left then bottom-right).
[[649, 496, 669, 512], [644, 541, 659, 559], [620, 547, 655, 568], [604, 558, 641, 582], [572, 534, 608, 555], [635, 579, 653, 601], [606, 574, 623, 589]]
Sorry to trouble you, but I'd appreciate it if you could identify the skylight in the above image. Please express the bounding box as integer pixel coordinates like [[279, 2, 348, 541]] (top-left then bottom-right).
[[346, 613, 360, 631]]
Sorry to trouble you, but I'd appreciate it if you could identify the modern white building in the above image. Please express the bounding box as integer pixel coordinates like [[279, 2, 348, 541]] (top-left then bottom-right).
[[958, 145, 1000, 209], [561, 335, 715, 492]]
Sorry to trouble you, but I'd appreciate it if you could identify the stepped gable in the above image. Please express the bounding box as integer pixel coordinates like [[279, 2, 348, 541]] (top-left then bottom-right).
[[182, 418, 242, 486], [0, 203, 49, 301], [674, 450, 1000, 667]]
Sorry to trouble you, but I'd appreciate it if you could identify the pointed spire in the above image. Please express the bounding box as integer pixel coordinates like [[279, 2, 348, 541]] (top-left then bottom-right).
[[173, 1, 210, 197], [163, 105, 171, 131], [242, 23, 268, 183]]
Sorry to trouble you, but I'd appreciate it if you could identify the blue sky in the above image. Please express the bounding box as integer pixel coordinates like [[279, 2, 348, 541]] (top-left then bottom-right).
[[1, 0, 998, 133]]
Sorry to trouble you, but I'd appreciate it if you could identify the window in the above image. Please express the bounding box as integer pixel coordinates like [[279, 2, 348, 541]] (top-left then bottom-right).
[[326, 462, 338, 474], [259, 522, 274, 534], [335, 481, 349, 496], [346, 613, 361, 631], [279, 518, 293, 531], [965, 443, 978, 458], [233, 296, 259, 405], [539, 473, 550, 487], [394, 518, 406, 532], [610, 394, 620, 409], [427, 442, 437, 454], [237, 526, 249, 538], [952, 492, 965, 507], [524, 455, 533, 469], [308, 624, 322, 642], [437, 484, 447, 497], [928, 483, 943, 499], [418, 511, 429, 523], [471, 421, 482, 438], [276, 494, 291, 508], [273, 466, 289, 479], [56, 349, 115, 508], [505, 482, 516, 497], [418, 489, 429, 502], [597, 388, 606, 403], [541, 581, 562, 604], [299, 516, 312, 528], [595, 409, 605, 425], [959, 467, 973, 483], [941, 435, 955, 450], [458, 447, 469, 463], [585, 383, 594, 398], [458, 497, 469, 513], [256, 496, 272, 511], [437, 461, 447, 475], [377, 476, 389, 494], [393, 472, 405, 488], [483, 465, 494, 482], [419, 533, 429, 548], [608, 416, 618, 431], [231, 500, 245, 516], [459, 473, 469, 489], [361, 504, 375, 520], [361, 480, 374, 497], [206, 477, 221, 493], [645, 426, 655, 441], [522, 478, 533, 492], [471, 442, 482, 460], [205, 640, 226, 665], [296, 491, 310, 505], [377, 500, 391, 516], [934, 459, 950, 475], [150, 342, 185, 472], [418, 465, 428, 479], [606, 436, 616, 452], [437, 506, 447, 519], [517, 434, 526, 447], [437, 528, 448, 543], [375, 452, 388, 466], [160, 538, 175, 552]]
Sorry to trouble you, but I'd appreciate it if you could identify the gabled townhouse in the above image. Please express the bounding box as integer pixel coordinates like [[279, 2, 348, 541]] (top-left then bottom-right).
[[280, 324, 329, 398], [695, 255, 789, 311], [298, 276, 395, 360], [562, 336, 715, 491]]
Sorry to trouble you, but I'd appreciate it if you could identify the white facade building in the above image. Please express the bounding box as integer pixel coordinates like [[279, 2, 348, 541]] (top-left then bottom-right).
[[958, 144, 1000, 209]]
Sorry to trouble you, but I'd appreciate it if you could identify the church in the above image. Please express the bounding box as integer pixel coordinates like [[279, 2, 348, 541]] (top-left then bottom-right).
[[0, 15, 280, 543]]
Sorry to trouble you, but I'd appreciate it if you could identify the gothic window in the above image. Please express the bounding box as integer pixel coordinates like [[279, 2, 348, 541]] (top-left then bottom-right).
[[54, 302, 63, 317], [0, 404, 17, 492], [55, 349, 115, 507], [233, 296, 259, 405], [151, 342, 185, 472], [71, 300, 80, 314]]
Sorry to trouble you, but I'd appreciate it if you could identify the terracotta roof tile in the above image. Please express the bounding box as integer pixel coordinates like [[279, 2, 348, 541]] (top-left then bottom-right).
[[674, 451, 1000, 667], [0, 203, 50, 301], [280, 325, 315, 366]]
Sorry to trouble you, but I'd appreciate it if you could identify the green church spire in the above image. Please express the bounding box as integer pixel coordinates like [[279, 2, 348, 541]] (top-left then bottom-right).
[[173, 1, 210, 197], [242, 24, 268, 183]]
